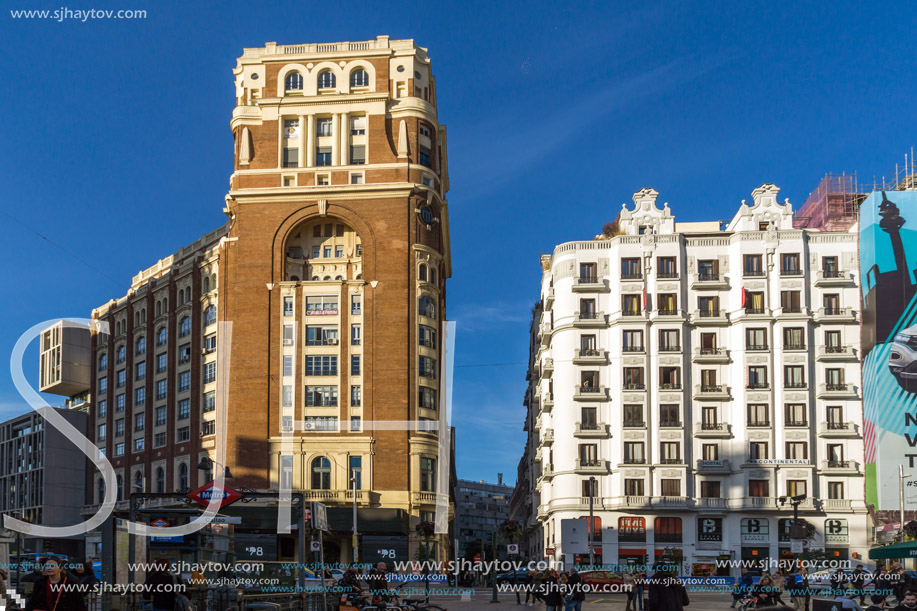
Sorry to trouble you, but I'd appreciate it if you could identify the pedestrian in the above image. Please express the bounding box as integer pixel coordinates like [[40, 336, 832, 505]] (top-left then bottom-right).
[[852, 564, 872, 605], [564, 569, 585, 611], [143, 558, 177, 611], [634, 569, 645, 611], [793, 567, 812, 611], [895, 591, 917, 610], [832, 568, 850, 597], [531, 571, 545, 605], [367, 561, 390, 598], [647, 565, 688, 611], [25, 557, 87, 611], [622, 569, 635, 611], [752, 572, 777, 607], [866, 593, 889, 610], [773, 569, 788, 607], [542, 570, 564, 611], [894, 568, 910, 604], [732, 567, 753, 608]]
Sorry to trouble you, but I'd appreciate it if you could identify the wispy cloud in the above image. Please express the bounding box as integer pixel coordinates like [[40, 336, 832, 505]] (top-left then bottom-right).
[[450, 300, 533, 332]]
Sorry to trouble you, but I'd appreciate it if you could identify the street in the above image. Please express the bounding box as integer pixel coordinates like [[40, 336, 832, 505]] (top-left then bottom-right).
[[433, 591, 736, 610]]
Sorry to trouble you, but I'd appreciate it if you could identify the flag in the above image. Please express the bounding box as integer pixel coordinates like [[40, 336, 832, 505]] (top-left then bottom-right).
[[741, 288, 747, 307], [642, 288, 647, 309]]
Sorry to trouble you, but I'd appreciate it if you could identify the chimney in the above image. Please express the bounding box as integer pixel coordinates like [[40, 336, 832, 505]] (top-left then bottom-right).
[[498, 473, 503, 486]]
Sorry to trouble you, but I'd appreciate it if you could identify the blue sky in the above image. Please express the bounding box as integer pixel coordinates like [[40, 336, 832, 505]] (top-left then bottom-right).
[[2, 0, 916, 485]]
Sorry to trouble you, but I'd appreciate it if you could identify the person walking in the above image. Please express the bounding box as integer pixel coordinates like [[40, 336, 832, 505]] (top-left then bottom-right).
[[647, 565, 688, 611], [791, 567, 812, 611], [542, 570, 564, 611], [367, 562, 390, 598], [773, 569, 789, 607], [564, 569, 585, 611], [633, 569, 646, 611], [851, 564, 872, 605], [25, 557, 87, 611], [144, 558, 177, 611], [732, 567, 753, 608], [622, 569, 635, 611]]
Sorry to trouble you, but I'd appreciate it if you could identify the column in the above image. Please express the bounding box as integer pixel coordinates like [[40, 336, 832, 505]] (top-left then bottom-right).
[[331, 113, 340, 166], [340, 112, 349, 165], [297, 115, 306, 168], [306, 115, 316, 167]]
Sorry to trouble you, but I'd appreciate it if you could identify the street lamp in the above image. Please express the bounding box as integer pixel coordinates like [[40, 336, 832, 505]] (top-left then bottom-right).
[[588, 476, 596, 567], [778, 494, 807, 569], [196, 456, 233, 479]]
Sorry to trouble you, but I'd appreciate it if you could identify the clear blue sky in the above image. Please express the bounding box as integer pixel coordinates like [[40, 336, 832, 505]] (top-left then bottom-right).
[[2, 0, 916, 485]]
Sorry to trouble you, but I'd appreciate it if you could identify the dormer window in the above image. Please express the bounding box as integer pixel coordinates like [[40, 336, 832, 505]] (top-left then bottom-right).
[[285, 72, 303, 93], [318, 70, 336, 90], [350, 68, 369, 88]]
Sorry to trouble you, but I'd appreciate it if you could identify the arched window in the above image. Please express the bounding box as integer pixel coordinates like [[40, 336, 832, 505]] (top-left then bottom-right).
[[135, 312, 140, 326], [99, 354, 108, 371], [179, 317, 191, 337], [116, 345, 126, 364], [155, 467, 165, 493], [203, 277, 210, 293], [419, 264, 427, 282], [163, 297, 168, 312], [204, 306, 216, 327], [185, 287, 191, 303], [141, 309, 146, 323], [178, 290, 185, 306], [290, 275, 300, 282], [285, 71, 303, 92], [115, 321, 121, 335], [430, 267, 437, 285], [211, 274, 217, 290], [116, 475, 123, 502], [157, 327, 168, 346], [311, 457, 331, 490], [178, 463, 188, 491], [420, 206, 434, 224], [98, 479, 105, 504], [156, 301, 161, 317], [350, 68, 369, 88], [334, 275, 343, 281], [419, 296, 437, 319], [318, 70, 336, 90], [311, 276, 319, 281], [136, 336, 146, 355], [134, 470, 143, 492]]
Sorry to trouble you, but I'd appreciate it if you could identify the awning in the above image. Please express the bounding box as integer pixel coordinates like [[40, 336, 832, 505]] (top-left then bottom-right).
[[869, 540, 917, 559]]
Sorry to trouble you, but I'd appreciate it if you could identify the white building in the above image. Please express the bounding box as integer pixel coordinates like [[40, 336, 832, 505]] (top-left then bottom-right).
[[524, 183, 867, 576]]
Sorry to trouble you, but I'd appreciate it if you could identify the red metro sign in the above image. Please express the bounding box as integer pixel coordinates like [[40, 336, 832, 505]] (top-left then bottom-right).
[[187, 481, 243, 509]]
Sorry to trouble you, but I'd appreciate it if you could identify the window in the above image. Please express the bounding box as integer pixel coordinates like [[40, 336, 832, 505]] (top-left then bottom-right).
[[283, 296, 294, 317], [204, 306, 216, 327], [620, 258, 641, 279], [660, 442, 681, 463], [697, 259, 719, 281], [306, 356, 337, 376], [747, 404, 769, 426], [351, 416, 361, 431], [622, 367, 644, 389], [781, 290, 801, 313], [419, 386, 437, 410], [786, 442, 808, 460], [202, 362, 216, 384], [282, 356, 293, 377], [115, 443, 124, 456], [203, 391, 215, 413], [135, 337, 146, 356], [351, 294, 362, 315], [657, 294, 677, 315], [154, 433, 166, 448], [305, 385, 338, 407], [624, 479, 644, 496], [698, 296, 719, 316], [655, 517, 682, 543], [351, 355, 361, 376], [658, 329, 679, 351], [177, 427, 190, 442], [749, 480, 769, 497], [116, 345, 126, 364], [99, 353, 108, 371], [136, 361, 146, 380], [350, 145, 366, 165], [701, 406, 718, 428], [657, 257, 677, 278], [350, 173, 364, 185], [578, 443, 598, 465], [582, 478, 598, 498], [179, 371, 191, 392], [700, 481, 721, 498], [155, 406, 166, 426], [659, 404, 679, 427], [622, 294, 642, 316], [419, 356, 437, 379], [156, 327, 168, 346], [203, 334, 216, 354], [660, 479, 681, 496], [420, 206, 434, 224], [306, 295, 338, 315], [825, 330, 842, 349], [702, 444, 718, 461], [351, 116, 367, 135], [785, 403, 807, 426], [781, 253, 801, 275], [580, 298, 596, 317], [744, 291, 765, 313], [179, 317, 191, 337], [826, 368, 845, 388], [747, 366, 768, 389], [155, 467, 165, 492], [419, 296, 437, 319], [823, 294, 841, 314], [700, 369, 718, 390], [420, 457, 436, 491], [115, 418, 125, 436], [749, 441, 768, 460], [202, 420, 215, 436], [324, 246, 332, 258], [746, 328, 767, 350], [116, 394, 125, 412], [306, 325, 338, 346], [285, 72, 303, 92], [744, 254, 764, 276], [134, 438, 144, 452], [178, 463, 188, 491], [827, 406, 843, 427], [580, 407, 597, 430], [787, 480, 807, 497], [317, 118, 333, 137], [823, 256, 839, 276], [135, 413, 145, 431], [419, 325, 437, 348], [827, 444, 845, 464], [157, 353, 167, 373], [350, 385, 361, 407], [623, 404, 643, 427], [419, 147, 432, 168], [115, 369, 125, 388], [784, 327, 805, 349], [282, 385, 293, 408], [349, 455, 363, 489], [135, 387, 145, 405], [351, 324, 361, 345], [623, 442, 645, 464], [784, 366, 805, 388], [98, 400, 107, 418], [828, 482, 845, 499], [178, 344, 191, 364], [177, 399, 190, 420], [316, 147, 331, 166], [98, 424, 107, 441], [317, 70, 336, 89]]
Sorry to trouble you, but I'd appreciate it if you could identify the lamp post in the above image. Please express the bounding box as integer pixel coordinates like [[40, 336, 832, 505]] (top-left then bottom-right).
[[490, 529, 499, 603], [351, 473, 359, 564], [778, 494, 807, 570], [196, 456, 234, 480]]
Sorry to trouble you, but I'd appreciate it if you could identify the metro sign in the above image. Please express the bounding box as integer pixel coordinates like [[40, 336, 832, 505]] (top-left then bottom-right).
[[187, 481, 243, 509], [151, 518, 169, 528]]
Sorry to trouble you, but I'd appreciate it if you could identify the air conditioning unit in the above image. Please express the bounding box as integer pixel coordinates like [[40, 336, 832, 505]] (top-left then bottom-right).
[[327, 338, 339, 345], [283, 339, 294, 346], [303, 422, 316, 430]]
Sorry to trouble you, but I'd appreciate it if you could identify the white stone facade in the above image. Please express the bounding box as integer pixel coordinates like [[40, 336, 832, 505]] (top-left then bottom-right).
[[523, 184, 868, 575]]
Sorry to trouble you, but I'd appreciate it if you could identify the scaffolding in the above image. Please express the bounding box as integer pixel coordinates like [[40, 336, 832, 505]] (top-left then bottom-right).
[[793, 173, 863, 231]]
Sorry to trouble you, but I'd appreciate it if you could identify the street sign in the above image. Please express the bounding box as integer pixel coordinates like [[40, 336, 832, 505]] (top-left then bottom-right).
[[151, 519, 169, 528], [311, 541, 321, 551], [311, 502, 329, 531], [561, 519, 588, 554], [473, 554, 482, 563], [187, 481, 243, 509], [545, 547, 555, 556], [507, 544, 519, 554], [150, 518, 183, 543], [209, 516, 242, 525], [790, 540, 803, 554]]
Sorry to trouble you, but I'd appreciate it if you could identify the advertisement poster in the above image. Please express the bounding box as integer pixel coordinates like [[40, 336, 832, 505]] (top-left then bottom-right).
[[861, 190, 917, 509]]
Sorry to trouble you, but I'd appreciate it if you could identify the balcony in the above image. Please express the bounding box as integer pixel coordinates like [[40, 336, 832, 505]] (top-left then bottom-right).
[[541, 393, 554, 413], [623, 420, 646, 429], [818, 383, 857, 398], [819, 421, 860, 437], [741, 307, 773, 319], [542, 358, 554, 376], [622, 383, 646, 392], [574, 312, 606, 327], [822, 499, 852, 511], [696, 497, 728, 509], [574, 459, 608, 474], [815, 270, 854, 286], [743, 497, 778, 510], [304, 490, 370, 505], [658, 383, 682, 391], [694, 384, 731, 400], [746, 344, 770, 352], [780, 267, 804, 277], [655, 309, 684, 321], [746, 382, 770, 391], [545, 287, 555, 309], [412, 491, 448, 506], [659, 420, 682, 428], [784, 382, 808, 390], [691, 309, 728, 325], [659, 345, 682, 353], [743, 269, 766, 278], [747, 420, 771, 428], [784, 343, 807, 352], [693, 347, 729, 363], [573, 276, 608, 292], [541, 430, 555, 446], [696, 459, 731, 472], [573, 349, 608, 365], [574, 423, 610, 438], [785, 420, 809, 428], [621, 309, 646, 318], [695, 422, 732, 438], [691, 273, 729, 290], [622, 457, 647, 465], [616, 496, 652, 509], [659, 458, 684, 465], [537, 466, 554, 482], [815, 307, 856, 323], [574, 385, 608, 401], [654, 496, 689, 509], [821, 460, 860, 474], [579, 496, 605, 509], [817, 345, 856, 361], [620, 272, 644, 281], [539, 322, 551, 345]]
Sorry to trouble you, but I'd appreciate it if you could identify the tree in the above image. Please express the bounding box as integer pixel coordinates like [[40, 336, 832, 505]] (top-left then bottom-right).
[[498, 520, 523, 541], [602, 218, 622, 238]]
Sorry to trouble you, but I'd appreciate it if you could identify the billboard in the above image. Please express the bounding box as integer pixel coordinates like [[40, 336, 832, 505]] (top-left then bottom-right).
[[560, 518, 588, 554], [861, 191, 917, 509]]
